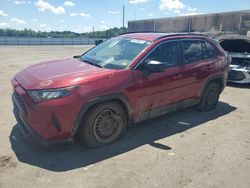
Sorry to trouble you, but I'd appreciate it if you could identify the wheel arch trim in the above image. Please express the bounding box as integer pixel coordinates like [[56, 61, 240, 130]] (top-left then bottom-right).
[[201, 74, 225, 96], [72, 93, 132, 135]]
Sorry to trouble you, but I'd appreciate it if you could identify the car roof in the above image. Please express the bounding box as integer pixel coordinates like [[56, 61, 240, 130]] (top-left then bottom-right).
[[120, 32, 209, 42]]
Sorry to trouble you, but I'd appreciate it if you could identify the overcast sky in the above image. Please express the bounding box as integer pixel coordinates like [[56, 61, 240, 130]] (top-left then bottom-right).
[[0, 0, 250, 33]]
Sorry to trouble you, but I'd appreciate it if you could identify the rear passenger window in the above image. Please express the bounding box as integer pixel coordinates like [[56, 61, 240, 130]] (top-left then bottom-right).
[[204, 42, 217, 58], [182, 41, 203, 64]]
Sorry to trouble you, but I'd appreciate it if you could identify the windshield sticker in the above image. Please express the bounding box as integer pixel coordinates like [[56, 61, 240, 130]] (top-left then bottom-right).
[[130, 39, 146, 44], [108, 40, 120, 47]]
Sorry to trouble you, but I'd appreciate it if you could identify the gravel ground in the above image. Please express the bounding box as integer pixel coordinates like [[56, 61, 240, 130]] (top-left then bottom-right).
[[0, 45, 249, 188]]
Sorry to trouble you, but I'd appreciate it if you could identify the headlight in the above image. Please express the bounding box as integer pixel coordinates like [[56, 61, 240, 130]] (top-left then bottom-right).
[[28, 86, 77, 102]]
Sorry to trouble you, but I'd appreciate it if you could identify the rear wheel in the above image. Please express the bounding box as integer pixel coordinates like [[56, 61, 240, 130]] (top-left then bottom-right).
[[78, 101, 127, 148], [196, 83, 221, 111]]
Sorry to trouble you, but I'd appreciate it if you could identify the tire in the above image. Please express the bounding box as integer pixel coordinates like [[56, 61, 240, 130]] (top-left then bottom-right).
[[77, 101, 127, 148], [196, 82, 221, 111]]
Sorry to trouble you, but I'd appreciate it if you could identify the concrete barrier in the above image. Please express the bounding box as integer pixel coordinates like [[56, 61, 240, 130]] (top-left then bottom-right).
[[128, 10, 250, 35]]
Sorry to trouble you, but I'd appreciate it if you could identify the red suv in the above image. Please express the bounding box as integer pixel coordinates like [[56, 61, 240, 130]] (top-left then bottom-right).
[[12, 33, 230, 147]]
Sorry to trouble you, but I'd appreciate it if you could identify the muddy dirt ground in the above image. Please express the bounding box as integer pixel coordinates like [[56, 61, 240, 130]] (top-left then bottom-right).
[[0, 46, 249, 188]]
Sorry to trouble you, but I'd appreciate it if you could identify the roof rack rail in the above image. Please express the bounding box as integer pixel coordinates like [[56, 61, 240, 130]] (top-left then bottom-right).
[[154, 32, 209, 41], [117, 31, 210, 41], [118, 31, 164, 36]]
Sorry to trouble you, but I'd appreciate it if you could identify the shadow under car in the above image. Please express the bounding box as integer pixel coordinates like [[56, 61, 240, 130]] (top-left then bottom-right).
[[10, 101, 236, 172]]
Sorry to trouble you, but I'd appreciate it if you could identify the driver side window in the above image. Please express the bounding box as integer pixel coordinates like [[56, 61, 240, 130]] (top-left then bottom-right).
[[145, 41, 180, 68]]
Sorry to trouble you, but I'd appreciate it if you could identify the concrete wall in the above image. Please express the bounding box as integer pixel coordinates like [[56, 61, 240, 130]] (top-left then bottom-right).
[[155, 17, 190, 32], [128, 10, 250, 35], [0, 37, 102, 45]]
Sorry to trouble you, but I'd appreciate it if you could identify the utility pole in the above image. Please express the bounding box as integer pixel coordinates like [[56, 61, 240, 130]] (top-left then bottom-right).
[[92, 26, 95, 38], [123, 5, 125, 28]]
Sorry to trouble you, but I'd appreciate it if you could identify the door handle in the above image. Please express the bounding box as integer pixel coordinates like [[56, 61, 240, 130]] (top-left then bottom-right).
[[204, 64, 213, 71], [172, 74, 182, 80]]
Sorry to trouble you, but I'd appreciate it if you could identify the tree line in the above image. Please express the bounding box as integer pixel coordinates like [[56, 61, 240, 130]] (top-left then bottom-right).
[[0, 27, 127, 38]]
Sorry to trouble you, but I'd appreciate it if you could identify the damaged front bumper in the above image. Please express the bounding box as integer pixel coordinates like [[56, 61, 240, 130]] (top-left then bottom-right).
[[227, 52, 250, 84], [228, 66, 250, 83], [12, 94, 73, 148]]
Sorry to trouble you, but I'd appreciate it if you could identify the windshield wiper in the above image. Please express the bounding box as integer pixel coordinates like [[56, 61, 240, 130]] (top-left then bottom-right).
[[80, 57, 103, 68]]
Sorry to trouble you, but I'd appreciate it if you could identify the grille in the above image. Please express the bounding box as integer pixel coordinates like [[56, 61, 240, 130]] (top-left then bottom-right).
[[13, 91, 27, 114], [228, 70, 246, 81]]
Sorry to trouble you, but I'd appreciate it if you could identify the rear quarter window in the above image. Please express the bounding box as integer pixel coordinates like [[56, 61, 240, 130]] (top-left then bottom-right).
[[203, 41, 217, 59]]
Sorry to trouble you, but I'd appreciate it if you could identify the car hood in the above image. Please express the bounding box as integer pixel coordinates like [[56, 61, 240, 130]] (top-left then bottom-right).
[[14, 58, 115, 90]]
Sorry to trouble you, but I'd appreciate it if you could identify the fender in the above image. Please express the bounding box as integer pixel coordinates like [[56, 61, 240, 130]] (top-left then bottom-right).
[[201, 74, 225, 96], [72, 93, 132, 135]]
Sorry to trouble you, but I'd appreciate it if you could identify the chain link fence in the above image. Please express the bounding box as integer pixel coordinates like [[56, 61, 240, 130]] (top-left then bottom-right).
[[0, 37, 105, 45]]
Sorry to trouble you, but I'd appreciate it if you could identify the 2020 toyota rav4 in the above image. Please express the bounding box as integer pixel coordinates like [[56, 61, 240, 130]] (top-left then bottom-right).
[[11, 33, 230, 148]]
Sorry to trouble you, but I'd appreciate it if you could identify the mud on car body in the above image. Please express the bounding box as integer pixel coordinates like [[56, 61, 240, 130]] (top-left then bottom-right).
[[11, 33, 230, 148]]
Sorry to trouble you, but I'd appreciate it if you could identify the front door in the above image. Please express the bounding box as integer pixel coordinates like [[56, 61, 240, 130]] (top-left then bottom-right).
[[132, 40, 183, 122]]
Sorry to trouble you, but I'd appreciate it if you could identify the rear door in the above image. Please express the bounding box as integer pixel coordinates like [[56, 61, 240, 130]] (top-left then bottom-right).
[[132, 40, 183, 122], [178, 39, 217, 101]]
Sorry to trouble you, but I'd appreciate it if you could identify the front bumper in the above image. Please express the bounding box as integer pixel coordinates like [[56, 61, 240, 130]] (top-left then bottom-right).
[[227, 68, 250, 84], [12, 102, 73, 147], [11, 79, 85, 147], [12, 94, 73, 148]]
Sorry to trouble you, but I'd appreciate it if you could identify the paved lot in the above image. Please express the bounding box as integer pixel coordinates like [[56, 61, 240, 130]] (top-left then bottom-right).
[[0, 45, 250, 188]]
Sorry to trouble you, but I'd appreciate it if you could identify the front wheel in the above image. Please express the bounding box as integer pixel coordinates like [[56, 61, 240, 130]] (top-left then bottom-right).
[[78, 101, 127, 148], [196, 83, 221, 111]]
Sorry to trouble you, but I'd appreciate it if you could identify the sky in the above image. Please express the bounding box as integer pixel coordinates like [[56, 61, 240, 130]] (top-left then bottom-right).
[[0, 0, 250, 33]]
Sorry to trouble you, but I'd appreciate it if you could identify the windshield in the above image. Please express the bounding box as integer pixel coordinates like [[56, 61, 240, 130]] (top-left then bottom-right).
[[80, 37, 151, 69]]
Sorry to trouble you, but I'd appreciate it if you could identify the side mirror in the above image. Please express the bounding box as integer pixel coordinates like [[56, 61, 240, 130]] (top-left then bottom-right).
[[73, 55, 81, 58], [144, 60, 165, 73]]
